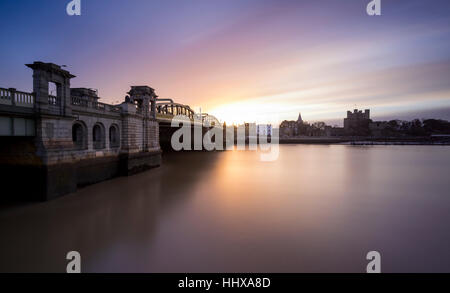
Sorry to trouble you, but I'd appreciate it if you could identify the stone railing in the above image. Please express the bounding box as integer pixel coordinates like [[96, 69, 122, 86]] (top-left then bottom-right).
[[0, 88, 13, 105], [93, 101, 121, 113], [92, 101, 106, 110], [71, 96, 88, 107], [48, 95, 60, 106], [0, 88, 34, 108], [71, 97, 121, 114]]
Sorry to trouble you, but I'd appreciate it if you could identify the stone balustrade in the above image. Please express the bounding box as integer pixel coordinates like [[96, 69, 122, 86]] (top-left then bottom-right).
[[48, 95, 59, 106], [0, 88, 12, 105], [0, 88, 34, 108], [71, 96, 88, 107], [71, 96, 121, 114]]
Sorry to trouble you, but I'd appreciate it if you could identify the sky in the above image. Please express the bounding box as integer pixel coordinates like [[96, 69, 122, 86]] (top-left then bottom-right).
[[1, 0, 450, 125]]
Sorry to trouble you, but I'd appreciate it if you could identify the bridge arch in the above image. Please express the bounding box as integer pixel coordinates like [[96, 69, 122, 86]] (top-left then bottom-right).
[[92, 122, 106, 150], [72, 120, 88, 150], [202, 113, 220, 127], [109, 123, 120, 148], [156, 102, 195, 120]]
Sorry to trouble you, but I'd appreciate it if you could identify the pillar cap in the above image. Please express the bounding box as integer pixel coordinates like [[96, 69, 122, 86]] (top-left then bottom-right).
[[128, 86, 156, 97], [26, 61, 76, 79]]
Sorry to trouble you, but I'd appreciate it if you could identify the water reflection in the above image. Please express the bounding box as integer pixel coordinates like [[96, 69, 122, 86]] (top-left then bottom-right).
[[1, 146, 450, 272], [0, 152, 220, 272]]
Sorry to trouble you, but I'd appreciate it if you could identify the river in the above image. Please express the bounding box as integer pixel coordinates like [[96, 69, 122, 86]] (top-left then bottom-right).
[[1, 145, 450, 272]]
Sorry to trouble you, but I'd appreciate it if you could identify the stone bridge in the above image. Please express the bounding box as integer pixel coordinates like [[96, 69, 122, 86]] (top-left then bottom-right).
[[0, 62, 220, 201]]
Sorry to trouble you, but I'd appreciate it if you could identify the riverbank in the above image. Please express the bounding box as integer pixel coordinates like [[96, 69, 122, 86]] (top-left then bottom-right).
[[279, 136, 450, 145]]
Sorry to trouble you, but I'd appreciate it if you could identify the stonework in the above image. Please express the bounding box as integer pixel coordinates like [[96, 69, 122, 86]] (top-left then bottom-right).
[[0, 62, 162, 201]]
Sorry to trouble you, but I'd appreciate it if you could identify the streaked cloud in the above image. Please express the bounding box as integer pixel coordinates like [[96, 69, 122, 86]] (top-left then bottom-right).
[[0, 0, 449, 124]]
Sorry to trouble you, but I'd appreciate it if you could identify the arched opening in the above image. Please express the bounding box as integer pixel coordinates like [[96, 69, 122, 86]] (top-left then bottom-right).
[[109, 124, 120, 148], [93, 123, 105, 149], [72, 121, 87, 150]]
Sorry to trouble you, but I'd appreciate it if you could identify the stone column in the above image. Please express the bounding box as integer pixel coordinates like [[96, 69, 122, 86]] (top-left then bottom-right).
[[62, 77, 73, 116], [120, 102, 139, 154], [31, 68, 50, 113], [8, 88, 16, 106], [26, 62, 75, 116]]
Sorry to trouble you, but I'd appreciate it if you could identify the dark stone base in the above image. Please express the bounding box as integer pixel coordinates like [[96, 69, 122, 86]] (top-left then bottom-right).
[[0, 151, 162, 202], [77, 156, 121, 187], [46, 163, 78, 200], [119, 151, 162, 176], [0, 163, 76, 202]]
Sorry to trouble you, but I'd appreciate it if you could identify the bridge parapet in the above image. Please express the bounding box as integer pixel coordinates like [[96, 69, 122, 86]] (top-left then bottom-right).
[[0, 88, 34, 108], [71, 96, 121, 115]]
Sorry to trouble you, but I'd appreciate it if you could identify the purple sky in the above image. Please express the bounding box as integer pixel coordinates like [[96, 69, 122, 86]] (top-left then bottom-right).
[[1, 0, 450, 125]]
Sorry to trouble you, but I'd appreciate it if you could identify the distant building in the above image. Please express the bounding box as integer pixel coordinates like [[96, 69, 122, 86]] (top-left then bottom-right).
[[281, 109, 374, 137], [344, 109, 371, 135], [369, 121, 388, 130], [297, 113, 303, 124], [369, 121, 390, 137], [325, 126, 345, 137], [344, 109, 370, 129], [257, 124, 273, 136], [280, 112, 303, 136], [244, 122, 257, 137]]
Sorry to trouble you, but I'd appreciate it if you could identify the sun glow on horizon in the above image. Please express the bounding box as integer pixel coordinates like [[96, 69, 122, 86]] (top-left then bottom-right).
[[1, 1, 450, 124], [208, 100, 331, 126]]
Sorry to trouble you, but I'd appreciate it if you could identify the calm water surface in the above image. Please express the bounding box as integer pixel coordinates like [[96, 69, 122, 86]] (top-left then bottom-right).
[[1, 145, 450, 272]]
